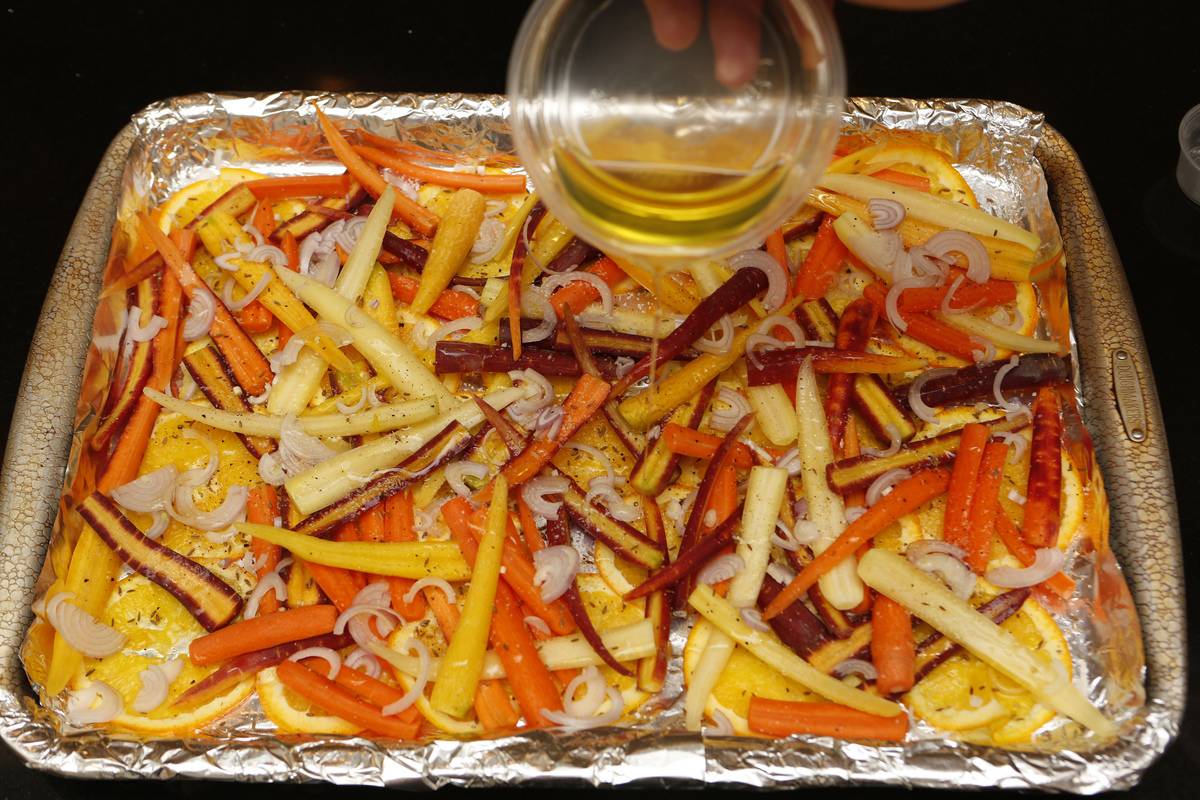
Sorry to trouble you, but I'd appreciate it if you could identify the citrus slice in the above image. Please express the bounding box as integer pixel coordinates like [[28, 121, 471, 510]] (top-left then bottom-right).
[[110, 678, 254, 736], [983, 598, 1072, 745], [594, 542, 647, 598], [385, 622, 481, 737], [257, 665, 363, 735], [907, 654, 1006, 731], [158, 168, 264, 232], [683, 621, 815, 734], [907, 598, 1072, 743], [81, 574, 251, 734]]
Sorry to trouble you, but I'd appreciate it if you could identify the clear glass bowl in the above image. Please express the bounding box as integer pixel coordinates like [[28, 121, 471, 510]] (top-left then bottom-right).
[[507, 0, 845, 265]]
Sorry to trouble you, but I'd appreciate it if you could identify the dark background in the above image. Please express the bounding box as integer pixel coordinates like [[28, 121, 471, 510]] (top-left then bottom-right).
[[0, 1, 1195, 797]]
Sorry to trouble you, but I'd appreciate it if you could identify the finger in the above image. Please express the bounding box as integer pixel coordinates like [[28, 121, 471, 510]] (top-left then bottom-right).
[[708, 0, 763, 88], [645, 0, 703, 51], [846, 0, 963, 8]]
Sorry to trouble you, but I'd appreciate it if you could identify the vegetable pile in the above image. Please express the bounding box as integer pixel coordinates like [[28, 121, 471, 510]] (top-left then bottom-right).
[[23, 116, 1116, 747]]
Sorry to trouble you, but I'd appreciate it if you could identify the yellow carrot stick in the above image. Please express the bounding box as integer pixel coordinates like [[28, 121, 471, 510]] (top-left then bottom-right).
[[429, 476, 509, 718], [236, 523, 471, 580], [411, 188, 485, 315]]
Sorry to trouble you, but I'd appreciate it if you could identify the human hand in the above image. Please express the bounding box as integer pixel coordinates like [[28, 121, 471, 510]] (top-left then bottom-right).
[[645, 0, 963, 88]]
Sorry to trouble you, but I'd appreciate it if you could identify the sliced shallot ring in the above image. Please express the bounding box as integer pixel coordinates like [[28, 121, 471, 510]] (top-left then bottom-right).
[[445, 460, 489, 497], [66, 681, 123, 726], [993, 355, 1022, 412], [697, 553, 744, 586], [381, 638, 429, 716], [986, 547, 1065, 588], [539, 271, 613, 315], [867, 197, 905, 230], [533, 544, 580, 603], [523, 475, 569, 518], [924, 229, 992, 284], [865, 468, 912, 506], [907, 367, 956, 424], [183, 288, 218, 341], [520, 290, 557, 343], [832, 658, 878, 681], [402, 577, 457, 606], [289, 646, 342, 680], [729, 249, 786, 310]]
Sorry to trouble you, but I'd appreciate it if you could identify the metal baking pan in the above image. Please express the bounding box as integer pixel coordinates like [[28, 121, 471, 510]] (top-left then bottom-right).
[[0, 93, 1184, 792]]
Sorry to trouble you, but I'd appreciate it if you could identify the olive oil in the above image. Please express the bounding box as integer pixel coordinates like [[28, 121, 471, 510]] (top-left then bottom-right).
[[553, 142, 791, 261]]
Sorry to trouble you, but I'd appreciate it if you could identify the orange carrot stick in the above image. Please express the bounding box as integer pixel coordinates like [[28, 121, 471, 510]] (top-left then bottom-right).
[[793, 216, 848, 300], [871, 595, 914, 695], [517, 495, 547, 553], [862, 282, 979, 361], [548, 256, 627, 318], [382, 490, 426, 620], [304, 560, 366, 612], [138, 213, 272, 394], [387, 271, 480, 319], [302, 659, 421, 729], [467, 508, 575, 635], [870, 168, 931, 192], [1021, 388, 1063, 548], [747, 697, 909, 741], [189, 605, 338, 665], [765, 227, 788, 272], [276, 660, 419, 739], [477, 374, 610, 500], [354, 145, 529, 194], [421, 571, 519, 730], [235, 301, 273, 334], [250, 198, 277, 238], [246, 174, 353, 202], [280, 230, 300, 271], [660, 422, 756, 469], [247, 486, 282, 616], [444, 499, 564, 726], [763, 468, 952, 619], [994, 511, 1075, 597], [313, 107, 439, 236], [941, 422, 989, 550], [897, 273, 1017, 313], [966, 440, 1009, 573]]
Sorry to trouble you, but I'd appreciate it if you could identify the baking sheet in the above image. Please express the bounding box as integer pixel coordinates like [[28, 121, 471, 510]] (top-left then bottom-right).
[[0, 92, 1184, 792]]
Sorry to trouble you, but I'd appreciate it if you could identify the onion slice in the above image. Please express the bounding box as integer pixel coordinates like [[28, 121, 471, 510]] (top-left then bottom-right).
[[865, 468, 911, 506], [924, 230, 991, 283], [402, 577, 457, 606], [66, 681, 123, 726], [43, 592, 126, 658], [131, 659, 184, 713], [986, 547, 1065, 588], [907, 367, 956, 424], [444, 460, 489, 497], [111, 465, 178, 513], [533, 544, 580, 603], [289, 646, 342, 680], [697, 553, 744, 586], [381, 638, 429, 716], [832, 658, 878, 681], [908, 551, 976, 599], [522, 475, 568, 518], [867, 197, 905, 230], [729, 249, 787, 310], [993, 355, 1022, 412]]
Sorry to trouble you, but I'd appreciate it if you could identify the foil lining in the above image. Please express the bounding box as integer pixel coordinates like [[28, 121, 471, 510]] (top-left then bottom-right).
[[0, 92, 1184, 792]]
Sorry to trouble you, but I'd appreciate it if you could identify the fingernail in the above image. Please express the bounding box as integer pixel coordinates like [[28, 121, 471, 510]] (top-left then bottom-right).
[[716, 56, 744, 87]]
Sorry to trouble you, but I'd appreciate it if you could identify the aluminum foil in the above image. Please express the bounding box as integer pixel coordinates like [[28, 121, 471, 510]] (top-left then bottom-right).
[[0, 92, 1184, 792]]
